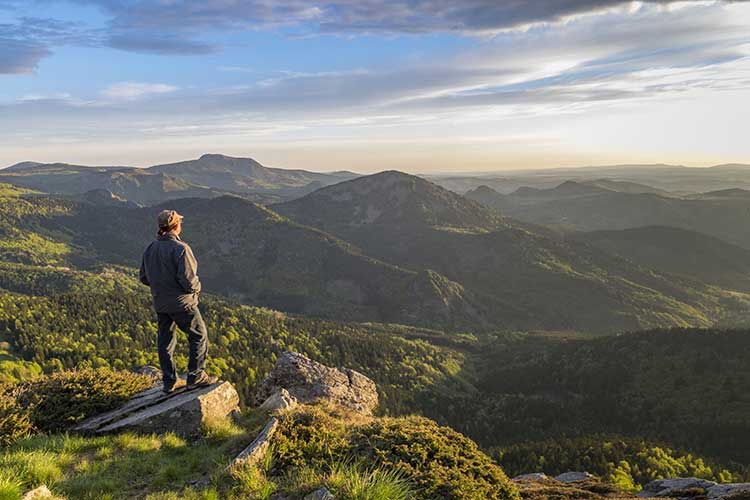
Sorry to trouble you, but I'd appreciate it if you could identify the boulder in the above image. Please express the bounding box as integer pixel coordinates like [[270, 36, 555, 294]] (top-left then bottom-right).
[[639, 478, 718, 498], [555, 471, 596, 483], [255, 351, 378, 415], [133, 365, 161, 379], [259, 388, 298, 413], [73, 380, 240, 437], [22, 486, 62, 500], [305, 487, 335, 500], [708, 483, 750, 499], [513, 473, 548, 482]]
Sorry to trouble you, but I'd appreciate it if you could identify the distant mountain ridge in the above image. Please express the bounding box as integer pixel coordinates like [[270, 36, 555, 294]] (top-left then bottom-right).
[[0, 154, 358, 206], [467, 183, 750, 249]]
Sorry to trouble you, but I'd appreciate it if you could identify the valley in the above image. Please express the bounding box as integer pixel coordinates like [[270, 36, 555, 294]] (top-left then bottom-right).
[[1, 157, 750, 497]]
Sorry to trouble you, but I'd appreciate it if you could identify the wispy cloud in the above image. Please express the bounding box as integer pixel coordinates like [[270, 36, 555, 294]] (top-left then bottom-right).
[[101, 82, 179, 99]]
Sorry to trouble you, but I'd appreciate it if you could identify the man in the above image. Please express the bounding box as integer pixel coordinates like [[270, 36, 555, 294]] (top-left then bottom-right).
[[140, 209, 216, 393]]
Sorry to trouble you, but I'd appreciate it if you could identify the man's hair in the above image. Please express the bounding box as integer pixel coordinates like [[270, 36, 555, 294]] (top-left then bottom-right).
[[157, 210, 183, 235]]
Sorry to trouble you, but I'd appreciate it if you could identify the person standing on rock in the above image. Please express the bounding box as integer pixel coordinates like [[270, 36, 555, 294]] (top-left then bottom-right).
[[140, 209, 217, 393]]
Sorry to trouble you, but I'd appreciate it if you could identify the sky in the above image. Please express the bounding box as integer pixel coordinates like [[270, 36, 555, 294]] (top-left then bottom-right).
[[1, 0, 749, 173]]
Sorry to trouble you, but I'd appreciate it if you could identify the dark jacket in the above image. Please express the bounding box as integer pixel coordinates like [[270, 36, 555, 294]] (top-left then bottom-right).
[[140, 233, 202, 313]]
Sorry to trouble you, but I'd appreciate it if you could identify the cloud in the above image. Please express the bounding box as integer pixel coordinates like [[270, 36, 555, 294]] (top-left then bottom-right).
[[108, 32, 218, 55], [0, 15, 100, 72], [101, 82, 179, 99], [73, 0, 747, 35], [1, 0, 749, 168], [0, 38, 50, 73]]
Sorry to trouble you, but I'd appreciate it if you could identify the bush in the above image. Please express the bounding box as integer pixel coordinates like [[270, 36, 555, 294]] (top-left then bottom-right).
[[0, 369, 151, 445], [17, 369, 152, 433], [273, 406, 519, 500], [352, 416, 519, 500], [0, 385, 32, 447], [273, 406, 351, 470]]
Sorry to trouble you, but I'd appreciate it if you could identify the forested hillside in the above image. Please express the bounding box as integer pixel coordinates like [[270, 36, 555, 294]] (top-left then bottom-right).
[[1, 262, 749, 477], [276, 172, 750, 333]]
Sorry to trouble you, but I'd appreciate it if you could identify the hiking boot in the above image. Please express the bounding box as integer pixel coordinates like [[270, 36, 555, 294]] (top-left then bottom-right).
[[162, 379, 185, 395], [187, 373, 218, 390]]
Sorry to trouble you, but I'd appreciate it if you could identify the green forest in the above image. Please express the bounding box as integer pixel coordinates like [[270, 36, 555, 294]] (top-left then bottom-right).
[[1, 262, 749, 490]]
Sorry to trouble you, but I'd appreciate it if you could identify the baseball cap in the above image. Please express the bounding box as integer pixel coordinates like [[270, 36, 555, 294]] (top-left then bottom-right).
[[157, 209, 184, 230]]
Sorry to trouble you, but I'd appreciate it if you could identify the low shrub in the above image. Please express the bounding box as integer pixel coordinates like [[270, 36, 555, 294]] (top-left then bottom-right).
[[352, 416, 519, 500], [0, 387, 32, 446], [273, 406, 519, 500], [17, 369, 152, 433], [0, 369, 151, 446]]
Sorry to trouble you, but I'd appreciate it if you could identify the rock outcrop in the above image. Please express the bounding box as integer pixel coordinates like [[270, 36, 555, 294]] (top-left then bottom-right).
[[22, 486, 62, 500], [255, 351, 378, 415], [259, 387, 297, 413], [556, 471, 596, 483], [304, 487, 335, 500], [74, 380, 240, 437], [640, 478, 750, 499]]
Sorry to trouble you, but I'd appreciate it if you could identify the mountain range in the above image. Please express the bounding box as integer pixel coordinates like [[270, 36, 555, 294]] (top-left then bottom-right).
[[466, 182, 750, 249], [3, 156, 750, 333], [0, 154, 357, 206]]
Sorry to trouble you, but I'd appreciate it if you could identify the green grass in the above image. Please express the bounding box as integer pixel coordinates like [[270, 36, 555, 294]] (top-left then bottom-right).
[[280, 460, 415, 500], [0, 430, 253, 500]]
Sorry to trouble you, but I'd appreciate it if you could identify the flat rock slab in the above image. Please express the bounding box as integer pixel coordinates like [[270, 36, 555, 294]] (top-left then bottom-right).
[[229, 417, 278, 471], [74, 381, 240, 437]]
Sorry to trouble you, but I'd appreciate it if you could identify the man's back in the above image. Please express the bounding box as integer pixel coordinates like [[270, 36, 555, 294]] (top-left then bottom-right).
[[140, 233, 201, 313]]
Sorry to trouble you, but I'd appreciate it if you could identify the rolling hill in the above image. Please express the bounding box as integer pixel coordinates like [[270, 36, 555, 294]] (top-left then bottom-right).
[[275, 172, 750, 333], [466, 183, 750, 249], [0, 183, 484, 329], [570, 226, 750, 292]]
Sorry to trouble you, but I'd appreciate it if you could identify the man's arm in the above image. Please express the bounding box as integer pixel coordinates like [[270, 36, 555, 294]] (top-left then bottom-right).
[[176, 245, 202, 294], [139, 252, 150, 286]]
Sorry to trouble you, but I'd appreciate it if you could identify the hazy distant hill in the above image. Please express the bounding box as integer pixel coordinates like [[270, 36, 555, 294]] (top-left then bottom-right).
[[467, 183, 750, 249], [276, 172, 750, 332], [0, 154, 358, 206], [573, 226, 750, 292], [431, 163, 750, 195], [0, 162, 231, 206], [149, 153, 357, 196]]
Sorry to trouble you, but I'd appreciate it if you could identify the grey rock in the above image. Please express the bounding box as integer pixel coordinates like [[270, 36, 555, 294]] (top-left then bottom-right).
[[708, 483, 750, 499], [133, 365, 161, 379], [305, 487, 335, 500], [639, 478, 718, 498], [259, 388, 298, 413], [73, 381, 240, 437], [22, 486, 62, 499], [513, 473, 548, 482], [256, 351, 378, 416], [555, 472, 595, 483], [229, 417, 279, 471]]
